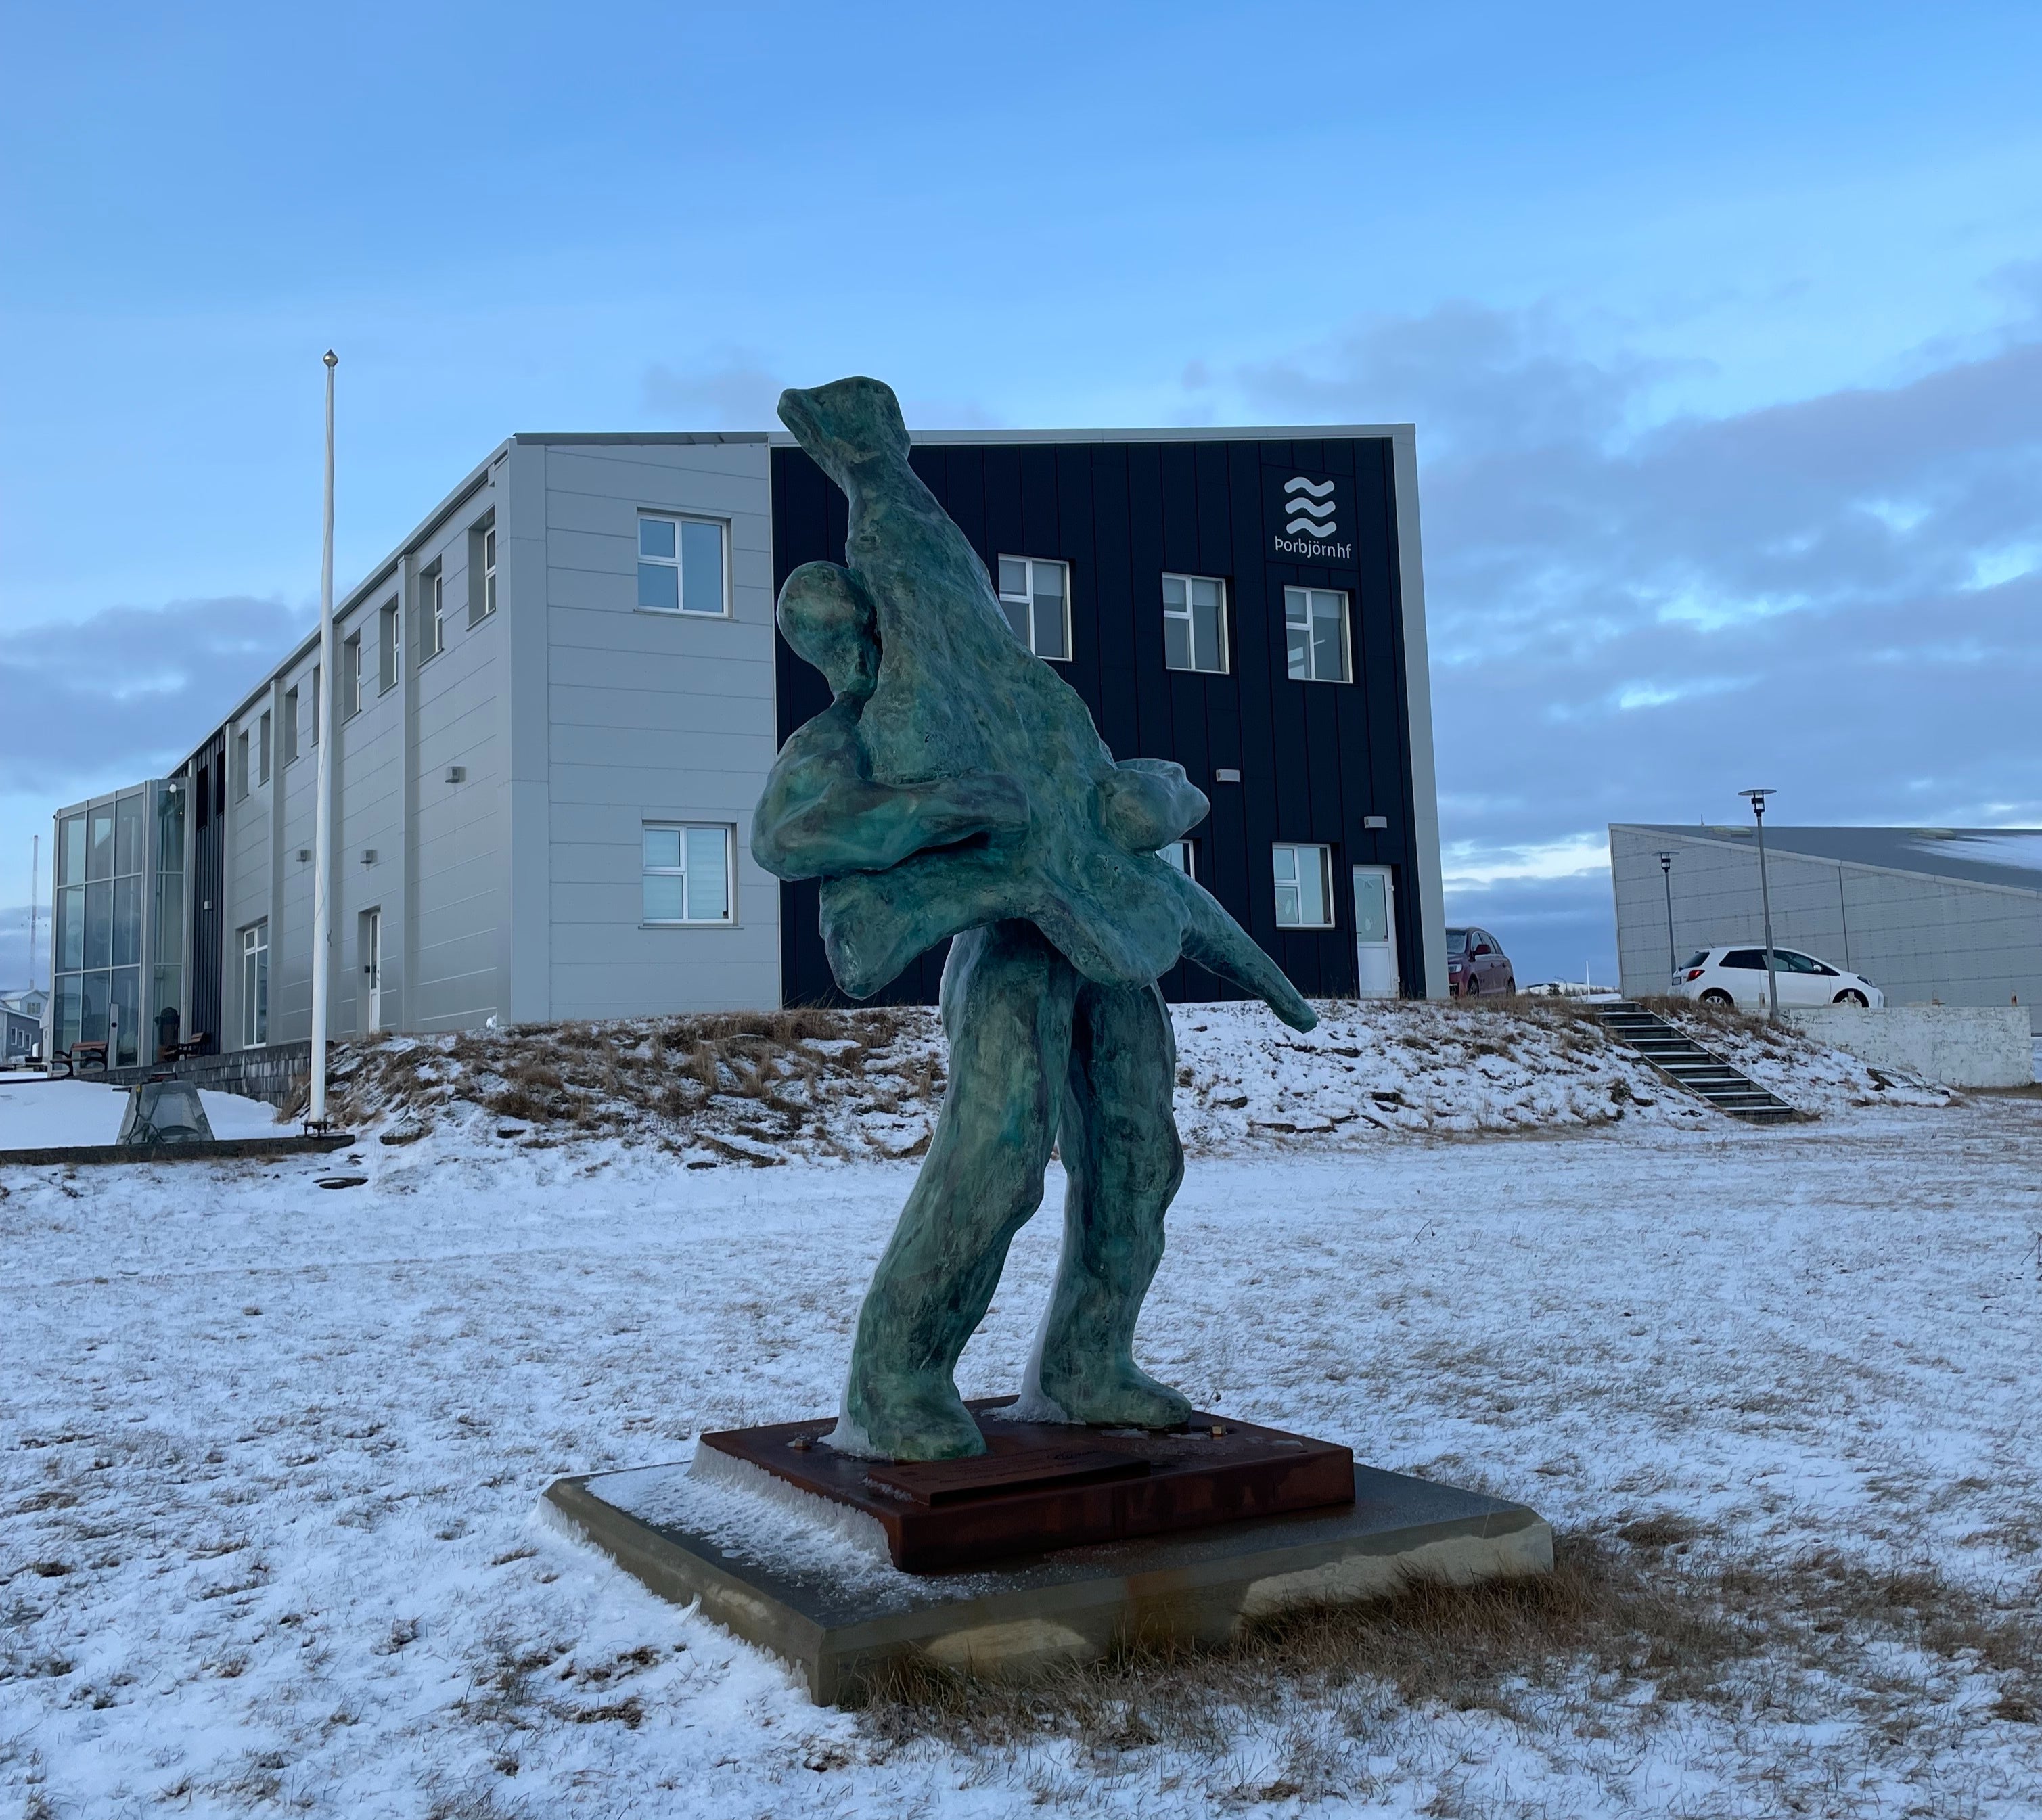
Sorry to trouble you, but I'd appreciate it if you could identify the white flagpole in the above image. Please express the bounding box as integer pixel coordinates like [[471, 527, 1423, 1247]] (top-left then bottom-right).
[[309, 350, 338, 1128]]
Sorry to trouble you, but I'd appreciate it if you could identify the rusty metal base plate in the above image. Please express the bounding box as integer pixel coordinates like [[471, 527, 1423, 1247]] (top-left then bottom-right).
[[696, 1398, 1355, 1573]]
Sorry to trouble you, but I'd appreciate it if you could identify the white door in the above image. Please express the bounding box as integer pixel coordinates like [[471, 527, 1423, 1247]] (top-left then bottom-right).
[[362, 909, 383, 1033], [1352, 866, 1399, 998]]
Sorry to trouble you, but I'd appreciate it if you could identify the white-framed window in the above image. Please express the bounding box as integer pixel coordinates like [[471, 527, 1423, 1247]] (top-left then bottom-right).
[[996, 556, 1070, 661], [1273, 842, 1334, 928], [240, 920, 269, 1046], [342, 632, 363, 718], [310, 664, 321, 745], [1162, 574, 1227, 673], [468, 515, 497, 627], [257, 710, 271, 785], [233, 729, 250, 800], [283, 687, 300, 764], [1161, 839, 1196, 879], [637, 513, 729, 616], [642, 823, 733, 924], [1284, 587, 1351, 683], [378, 599, 401, 693], [419, 564, 445, 660]]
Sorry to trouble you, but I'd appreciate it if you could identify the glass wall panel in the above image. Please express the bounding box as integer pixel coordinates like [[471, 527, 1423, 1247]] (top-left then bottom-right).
[[114, 875, 142, 965], [154, 879, 183, 964], [152, 965, 183, 1055], [87, 806, 114, 880], [60, 815, 85, 886], [58, 886, 83, 971], [115, 794, 144, 875], [156, 782, 186, 873], [55, 978, 81, 1052], [85, 880, 112, 969], [81, 970, 110, 1044], [112, 967, 141, 1065]]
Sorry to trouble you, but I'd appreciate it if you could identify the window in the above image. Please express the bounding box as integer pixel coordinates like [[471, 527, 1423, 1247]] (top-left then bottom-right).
[[1272, 842, 1334, 928], [468, 515, 497, 626], [378, 599, 400, 693], [240, 922, 269, 1046], [342, 633, 363, 718], [637, 514, 727, 616], [1161, 840, 1196, 879], [1284, 587, 1351, 683], [996, 556, 1070, 660], [234, 730, 250, 800], [1162, 574, 1227, 673], [310, 666, 321, 745], [1721, 949, 1765, 970], [258, 711, 271, 784], [283, 688, 300, 763], [419, 565, 444, 660], [642, 823, 733, 924]]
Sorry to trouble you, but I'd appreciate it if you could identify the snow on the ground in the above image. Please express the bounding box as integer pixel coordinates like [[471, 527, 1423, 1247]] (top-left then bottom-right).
[[0, 1079, 284, 1148], [3, 1087, 2037, 1817], [317, 998, 1952, 1173]]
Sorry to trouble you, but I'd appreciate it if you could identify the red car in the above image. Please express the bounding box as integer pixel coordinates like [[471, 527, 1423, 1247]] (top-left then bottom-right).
[[1447, 926, 1516, 997]]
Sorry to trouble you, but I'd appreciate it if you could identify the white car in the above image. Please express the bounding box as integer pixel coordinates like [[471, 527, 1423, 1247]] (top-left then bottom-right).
[[1675, 945, 1885, 1010]]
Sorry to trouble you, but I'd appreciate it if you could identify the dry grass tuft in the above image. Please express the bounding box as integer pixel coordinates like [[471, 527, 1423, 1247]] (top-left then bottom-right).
[[850, 1526, 2041, 1766], [308, 1006, 940, 1162]]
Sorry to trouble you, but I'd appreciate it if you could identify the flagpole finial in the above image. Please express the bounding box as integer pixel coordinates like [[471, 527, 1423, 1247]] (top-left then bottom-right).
[[323, 349, 338, 367]]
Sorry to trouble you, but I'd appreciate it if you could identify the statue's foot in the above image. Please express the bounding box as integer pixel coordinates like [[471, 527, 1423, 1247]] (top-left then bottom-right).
[[1036, 1359, 1192, 1431], [844, 1372, 987, 1462]]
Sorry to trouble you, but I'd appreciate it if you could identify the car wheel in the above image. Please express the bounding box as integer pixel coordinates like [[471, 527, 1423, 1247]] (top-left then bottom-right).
[[1465, 978, 1479, 997], [1699, 989, 1733, 1007], [1505, 976, 1516, 994], [1834, 990, 1869, 1007]]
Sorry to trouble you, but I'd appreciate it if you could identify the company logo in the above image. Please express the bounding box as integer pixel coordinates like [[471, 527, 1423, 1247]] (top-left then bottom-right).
[[1283, 476, 1338, 539], [1269, 472, 1353, 563]]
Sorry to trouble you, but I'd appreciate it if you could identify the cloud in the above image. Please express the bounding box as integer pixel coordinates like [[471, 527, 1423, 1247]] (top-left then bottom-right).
[[0, 595, 312, 796], [1225, 290, 2042, 982], [642, 350, 784, 427]]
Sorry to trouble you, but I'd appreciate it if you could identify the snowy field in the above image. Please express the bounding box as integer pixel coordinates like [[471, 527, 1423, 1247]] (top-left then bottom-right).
[[3, 1064, 2039, 1815]]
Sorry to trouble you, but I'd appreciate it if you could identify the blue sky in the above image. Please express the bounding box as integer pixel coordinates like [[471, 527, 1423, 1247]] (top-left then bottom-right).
[[4, 1, 2041, 988]]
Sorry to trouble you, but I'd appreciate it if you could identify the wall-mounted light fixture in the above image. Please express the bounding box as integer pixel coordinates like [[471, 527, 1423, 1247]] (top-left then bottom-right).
[[361, 848, 378, 867], [445, 765, 466, 784], [1214, 767, 1242, 784], [1363, 815, 1388, 829], [297, 848, 311, 863]]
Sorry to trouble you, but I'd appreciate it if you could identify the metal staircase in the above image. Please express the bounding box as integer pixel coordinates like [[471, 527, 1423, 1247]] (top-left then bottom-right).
[[1593, 1001, 1798, 1122]]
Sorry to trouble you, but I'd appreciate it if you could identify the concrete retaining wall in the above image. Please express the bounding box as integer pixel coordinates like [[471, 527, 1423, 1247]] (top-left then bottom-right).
[[1786, 1005, 2034, 1087], [101, 1039, 313, 1110]]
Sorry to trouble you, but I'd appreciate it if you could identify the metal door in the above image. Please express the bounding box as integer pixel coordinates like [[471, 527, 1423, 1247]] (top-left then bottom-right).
[[1352, 866, 1399, 998], [361, 909, 382, 1033]]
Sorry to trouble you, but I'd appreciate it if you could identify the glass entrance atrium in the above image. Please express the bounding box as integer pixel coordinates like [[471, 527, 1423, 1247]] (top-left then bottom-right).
[[51, 781, 186, 1064]]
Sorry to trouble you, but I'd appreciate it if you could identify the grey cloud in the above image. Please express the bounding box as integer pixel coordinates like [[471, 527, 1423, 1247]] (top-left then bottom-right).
[[0, 595, 312, 795], [1231, 295, 2042, 982], [643, 351, 784, 427]]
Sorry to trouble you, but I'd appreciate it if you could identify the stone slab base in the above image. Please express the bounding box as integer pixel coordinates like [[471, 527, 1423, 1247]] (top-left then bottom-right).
[[541, 1456, 1552, 1704], [0, 1132, 355, 1168]]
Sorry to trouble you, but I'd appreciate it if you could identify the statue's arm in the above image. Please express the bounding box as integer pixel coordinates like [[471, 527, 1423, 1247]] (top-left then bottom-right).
[[1171, 874, 1319, 1032], [752, 711, 1029, 881]]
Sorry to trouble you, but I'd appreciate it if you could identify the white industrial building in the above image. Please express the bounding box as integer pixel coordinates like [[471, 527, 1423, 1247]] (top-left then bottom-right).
[[1610, 823, 2042, 1031]]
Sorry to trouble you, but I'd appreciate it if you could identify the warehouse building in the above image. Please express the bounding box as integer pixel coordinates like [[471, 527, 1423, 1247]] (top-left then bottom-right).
[[1610, 823, 2042, 1032], [47, 423, 1445, 1064]]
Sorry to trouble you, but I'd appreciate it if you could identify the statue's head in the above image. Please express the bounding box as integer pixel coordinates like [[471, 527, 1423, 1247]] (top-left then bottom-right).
[[777, 562, 879, 702], [777, 377, 911, 486]]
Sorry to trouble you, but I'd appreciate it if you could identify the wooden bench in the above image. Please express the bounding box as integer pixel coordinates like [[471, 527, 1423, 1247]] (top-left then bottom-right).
[[60, 1040, 110, 1077], [162, 1034, 212, 1062]]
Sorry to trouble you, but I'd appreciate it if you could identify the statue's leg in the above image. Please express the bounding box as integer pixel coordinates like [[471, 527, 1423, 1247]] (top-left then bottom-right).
[[1022, 979, 1193, 1430], [835, 920, 1077, 1461]]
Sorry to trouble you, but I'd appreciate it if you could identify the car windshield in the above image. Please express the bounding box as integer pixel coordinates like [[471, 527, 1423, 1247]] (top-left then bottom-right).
[[1446, 929, 1469, 954]]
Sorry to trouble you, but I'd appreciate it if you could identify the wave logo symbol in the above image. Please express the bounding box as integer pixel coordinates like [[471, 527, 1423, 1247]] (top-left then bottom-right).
[[1283, 476, 1337, 537]]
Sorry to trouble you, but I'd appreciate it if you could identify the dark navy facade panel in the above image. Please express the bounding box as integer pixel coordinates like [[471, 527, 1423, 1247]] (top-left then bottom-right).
[[770, 438, 1428, 1009]]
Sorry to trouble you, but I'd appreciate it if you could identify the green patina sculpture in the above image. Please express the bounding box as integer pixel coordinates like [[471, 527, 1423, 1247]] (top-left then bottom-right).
[[753, 376, 1317, 1462]]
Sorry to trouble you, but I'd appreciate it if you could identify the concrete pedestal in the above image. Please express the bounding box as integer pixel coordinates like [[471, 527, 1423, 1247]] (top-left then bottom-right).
[[541, 1453, 1552, 1704]]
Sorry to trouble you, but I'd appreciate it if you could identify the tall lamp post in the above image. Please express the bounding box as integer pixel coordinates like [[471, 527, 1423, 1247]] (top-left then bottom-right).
[[1657, 851, 1676, 992], [1738, 788, 1779, 1021]]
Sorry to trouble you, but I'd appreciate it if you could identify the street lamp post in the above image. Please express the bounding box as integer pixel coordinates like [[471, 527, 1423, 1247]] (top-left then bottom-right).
[[309, 351, 338, 1130], [1739, 789, 1779, 1021], [1658, 850, 1676, 992]]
